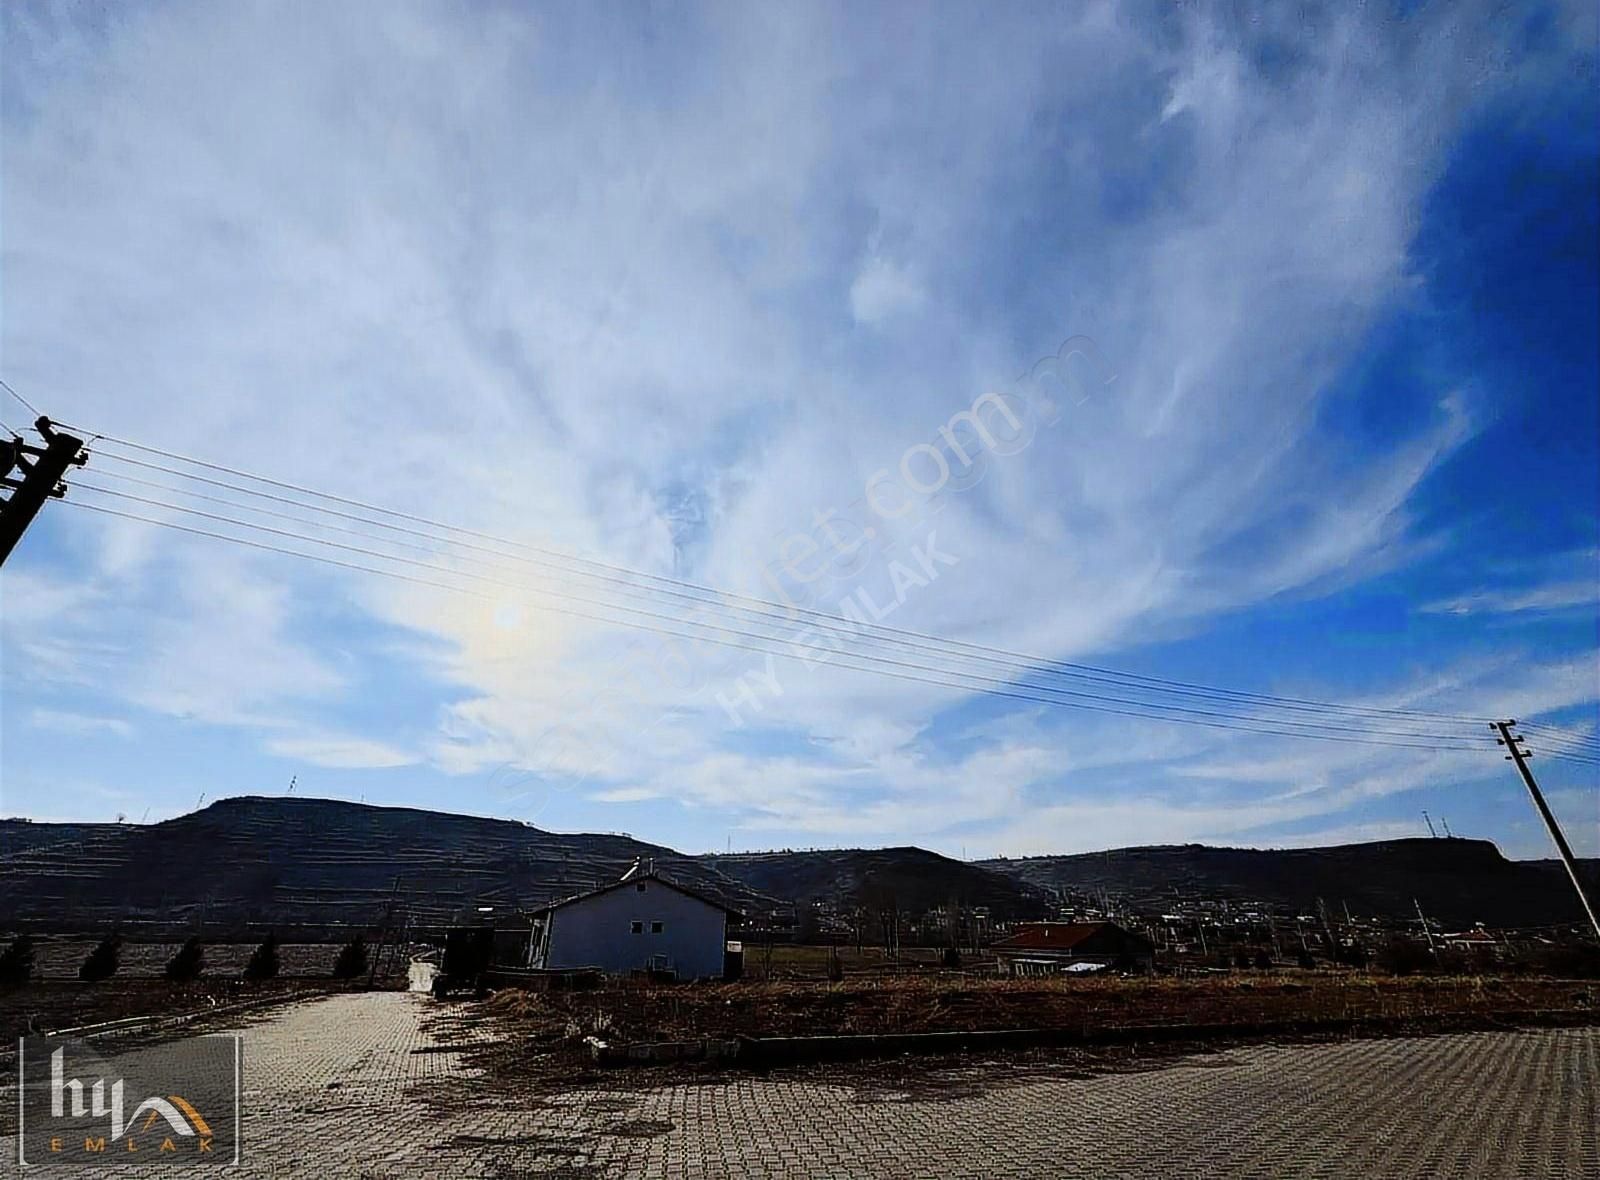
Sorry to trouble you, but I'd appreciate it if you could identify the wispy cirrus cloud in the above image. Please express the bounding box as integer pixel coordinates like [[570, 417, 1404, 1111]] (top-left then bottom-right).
[[262, 732, 417, 771], [1422, 582, 1599, 617], [29, 709, 134, 739], [0, 2, 1593, 854]]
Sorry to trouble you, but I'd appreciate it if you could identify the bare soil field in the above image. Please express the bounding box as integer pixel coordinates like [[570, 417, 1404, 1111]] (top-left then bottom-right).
[[0, 977, 354, 1041], [26, 936, 350, 979], [421, 971, 1600, 1102], [0, 938, 413, 1040], [485, 972, 1599, 1044]]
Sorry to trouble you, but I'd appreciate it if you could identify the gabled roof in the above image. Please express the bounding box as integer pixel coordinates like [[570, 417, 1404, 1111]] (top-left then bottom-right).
[[531, 870, 745, 919]]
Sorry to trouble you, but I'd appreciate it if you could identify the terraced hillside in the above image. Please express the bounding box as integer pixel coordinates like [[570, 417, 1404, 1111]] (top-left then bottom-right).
[[0, 796, 769, 936], [977, 839, 1600, 928], [699, 847, 1046, 920], [5, 797, 1592, 936]]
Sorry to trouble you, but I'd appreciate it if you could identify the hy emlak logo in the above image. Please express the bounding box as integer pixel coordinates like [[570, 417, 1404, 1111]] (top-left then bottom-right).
[[18, 1033, 241, 1169], [51, 1045, 215, 1150]]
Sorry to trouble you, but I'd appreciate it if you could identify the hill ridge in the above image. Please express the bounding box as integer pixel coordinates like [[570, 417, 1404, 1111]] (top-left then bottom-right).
[[3, 795, 1594, 933]]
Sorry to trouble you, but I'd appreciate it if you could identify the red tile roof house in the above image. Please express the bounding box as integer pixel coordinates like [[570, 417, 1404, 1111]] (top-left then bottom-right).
[[990, 921, 1155, 977]]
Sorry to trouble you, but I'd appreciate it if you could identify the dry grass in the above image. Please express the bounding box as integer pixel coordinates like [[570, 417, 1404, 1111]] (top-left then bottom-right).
[[0, 977, 356, 1041], [484, 971, 1599, 1045]]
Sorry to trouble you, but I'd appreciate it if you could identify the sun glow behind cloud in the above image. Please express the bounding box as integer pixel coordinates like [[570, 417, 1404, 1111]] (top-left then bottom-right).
[[0, 2, 1595, 856]]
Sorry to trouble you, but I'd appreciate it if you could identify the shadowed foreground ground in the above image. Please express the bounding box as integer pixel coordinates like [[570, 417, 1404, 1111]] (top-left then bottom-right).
[[2, 991, 1595, 1178]]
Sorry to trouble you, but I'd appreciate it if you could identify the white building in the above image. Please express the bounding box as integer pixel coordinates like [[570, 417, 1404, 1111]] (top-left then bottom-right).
[[528, 863, 740, 981]]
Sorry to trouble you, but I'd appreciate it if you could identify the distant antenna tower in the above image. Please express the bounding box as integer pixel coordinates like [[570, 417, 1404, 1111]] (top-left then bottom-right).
[[286, 775, 297, 795], [1421, 810, 1438, 838]]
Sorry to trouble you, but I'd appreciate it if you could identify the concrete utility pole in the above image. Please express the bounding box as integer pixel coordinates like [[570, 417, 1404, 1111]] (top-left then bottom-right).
[[1413, 898, 1438, 958], [1494, 721, 1600, 943], [0, 417, 87, 568]]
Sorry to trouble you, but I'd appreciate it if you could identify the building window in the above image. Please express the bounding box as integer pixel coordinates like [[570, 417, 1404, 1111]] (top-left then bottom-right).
[[630, 921, 643, 934], [650, 921, 663, 934]]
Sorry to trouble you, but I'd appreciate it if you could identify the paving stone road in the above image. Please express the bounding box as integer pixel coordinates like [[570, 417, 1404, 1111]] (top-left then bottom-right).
[[5, 992, 1596, 1178]]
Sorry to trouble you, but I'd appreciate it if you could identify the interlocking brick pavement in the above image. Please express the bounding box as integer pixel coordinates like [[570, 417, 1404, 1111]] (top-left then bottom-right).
[[5, 992, 1596, 1178]]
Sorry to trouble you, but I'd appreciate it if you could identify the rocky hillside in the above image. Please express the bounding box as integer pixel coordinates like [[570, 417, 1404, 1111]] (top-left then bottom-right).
[[699, 847, 1045, 920], [977, 839, 1600, 928], [0, 796, 768, 937], [4, 797, 1592, 936]]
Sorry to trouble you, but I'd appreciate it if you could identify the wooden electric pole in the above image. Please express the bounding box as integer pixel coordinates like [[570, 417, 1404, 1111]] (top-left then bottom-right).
[[1494, 720, 1600, 943], [0, 417, 87, 568]]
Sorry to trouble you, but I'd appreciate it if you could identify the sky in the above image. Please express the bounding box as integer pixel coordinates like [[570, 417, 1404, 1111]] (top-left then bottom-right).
[[1, 1, 1596, 860]]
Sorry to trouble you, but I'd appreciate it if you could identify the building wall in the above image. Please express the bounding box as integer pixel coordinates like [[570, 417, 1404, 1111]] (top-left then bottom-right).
[[543, 880, 727, 979]]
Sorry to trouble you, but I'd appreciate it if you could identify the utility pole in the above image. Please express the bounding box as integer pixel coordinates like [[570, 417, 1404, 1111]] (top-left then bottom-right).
[[1413, 898, 1438, 958], [1494, 720, 1600, 942], [367, 875, 402, 988], [1316, 896, 1337, 955], [0, 417, 87, 568]]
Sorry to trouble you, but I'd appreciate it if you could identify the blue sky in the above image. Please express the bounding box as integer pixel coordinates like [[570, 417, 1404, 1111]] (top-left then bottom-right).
[[1, 1, 1595, 858]]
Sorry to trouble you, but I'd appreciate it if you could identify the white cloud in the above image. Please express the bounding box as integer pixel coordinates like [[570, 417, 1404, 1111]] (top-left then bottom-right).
[[1422, 582, 1600, 617], [849, 255, 926, 325], [28, 709, 134, 739], [0, 4, 1591, 850], [263, 732, 417, 770]]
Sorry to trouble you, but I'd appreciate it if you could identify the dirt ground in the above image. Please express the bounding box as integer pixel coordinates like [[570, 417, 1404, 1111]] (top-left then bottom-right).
[[447, 970, 1600, 1099], [23, 936, 356, 979], [0, 937, 418, 1040], [485, 971, 1599, 1043], [0, 977, 360, 1041]]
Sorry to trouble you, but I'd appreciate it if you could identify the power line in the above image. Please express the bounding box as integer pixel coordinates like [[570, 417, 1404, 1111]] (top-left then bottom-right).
[[62, 495, 1526, 757], [52, 422, 1595, 762], [69, 481, 1504, 748], [6, 400, 1582, 785], [79, 437, 1502, 731], [79, 455, 1507, 740], [0, 377, 41, 418], [66, 495, 1504, 757], [64, 500, 487, 599], [1511, 721, 1600, 754]]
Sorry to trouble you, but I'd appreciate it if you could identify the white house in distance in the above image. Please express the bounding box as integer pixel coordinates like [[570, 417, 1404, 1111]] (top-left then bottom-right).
[[527, 861, 741, 981]]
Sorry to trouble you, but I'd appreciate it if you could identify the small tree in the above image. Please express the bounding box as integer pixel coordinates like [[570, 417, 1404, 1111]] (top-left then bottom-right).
[[332, 933, 369, 980], [165, 936, 205, 982], [827, 944, 844, 982], [243, 933, 281, 981], [0, 934, 36, 986], [1375, 935, 1432, 976], [79, 932, 122, 982]]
